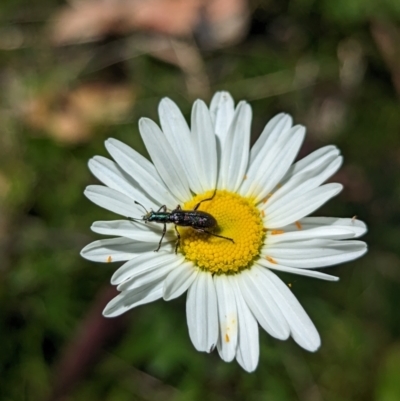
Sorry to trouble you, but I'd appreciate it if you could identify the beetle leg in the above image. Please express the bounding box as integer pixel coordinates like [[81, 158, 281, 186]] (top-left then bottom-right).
[[174, 225, 181, 254], [157, 205, 167, 212], [194, 190, 217, 210], [173, 204, 182, 212], [195, 228, 235, 243], [155, 223, 167, 252]]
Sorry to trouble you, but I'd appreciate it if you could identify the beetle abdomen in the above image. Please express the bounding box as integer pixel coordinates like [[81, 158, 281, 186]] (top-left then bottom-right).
[[169, 210, 217, 228]]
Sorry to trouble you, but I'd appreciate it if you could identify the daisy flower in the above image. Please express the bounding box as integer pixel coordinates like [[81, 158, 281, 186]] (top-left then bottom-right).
[[81, 92, 367, 372]]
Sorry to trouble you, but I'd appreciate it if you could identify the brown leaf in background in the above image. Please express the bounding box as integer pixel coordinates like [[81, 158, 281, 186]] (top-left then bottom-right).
[[50, 0, 249, 49], [48, 0, 250, 100], [23, 93, 92, 144], [23, 82, 135, 145], [69, 82, 134, 123], [51, 0, 202, 45]]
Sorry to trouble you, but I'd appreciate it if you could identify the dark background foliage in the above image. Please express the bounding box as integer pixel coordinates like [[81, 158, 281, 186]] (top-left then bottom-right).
[[0, 0, 399, 400]]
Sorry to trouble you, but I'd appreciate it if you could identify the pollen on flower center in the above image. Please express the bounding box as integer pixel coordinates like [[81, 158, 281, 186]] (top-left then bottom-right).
[[179, 190, 265, 274]]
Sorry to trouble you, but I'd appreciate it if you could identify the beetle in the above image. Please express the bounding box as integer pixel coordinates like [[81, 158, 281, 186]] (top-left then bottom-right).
[[132, 192, 234, 253]]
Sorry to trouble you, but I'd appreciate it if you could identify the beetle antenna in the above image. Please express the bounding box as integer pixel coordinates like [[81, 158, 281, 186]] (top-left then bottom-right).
[[134, 201, 148, 214]]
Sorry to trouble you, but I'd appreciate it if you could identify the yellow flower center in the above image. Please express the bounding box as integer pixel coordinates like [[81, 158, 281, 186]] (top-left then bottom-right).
[[178, 190, 265, 274]]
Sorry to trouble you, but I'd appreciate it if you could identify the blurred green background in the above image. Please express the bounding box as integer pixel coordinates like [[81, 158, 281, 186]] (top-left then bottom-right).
[[1, 0, 399, 400]]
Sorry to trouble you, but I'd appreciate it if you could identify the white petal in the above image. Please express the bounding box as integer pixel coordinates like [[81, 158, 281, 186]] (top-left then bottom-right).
[[88, 156, 158, 210], [91, 220, 175, 243], [264, 239, 367, 268], [240, 119, 296, 197], [240, 113, 293, 196], [257, 268, 321, 351], [186, 271, 218, 352], [231, 276, 259, 372], [286, 217, 368, 238], [84, 185, 142, 218], [244, 126, 305, 202], [266, 226, 360, 243], [158, 98, 203, 193], [111, 251, 182, 284], [105, 138, 178, 207], [266, 217, 368, 242], [217, 102, 252, 191], [209, 91, 235, 144], [238, 269, 290, 339], [282, 145, 340, 181], [214, 275, 238, 362], [266, 183, 343, 228], [191, 100, 217, 191], [117, 255, 183, 291], [247, 113, 293, 175], [257, 259, 339, 281], [163, 262, 198, 301], [103, 281, 163, 317], [262, 155, 343, 211], [81, 237, 158, 262], [139, 118, 191, 202], [210, 92, 235, 182]]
